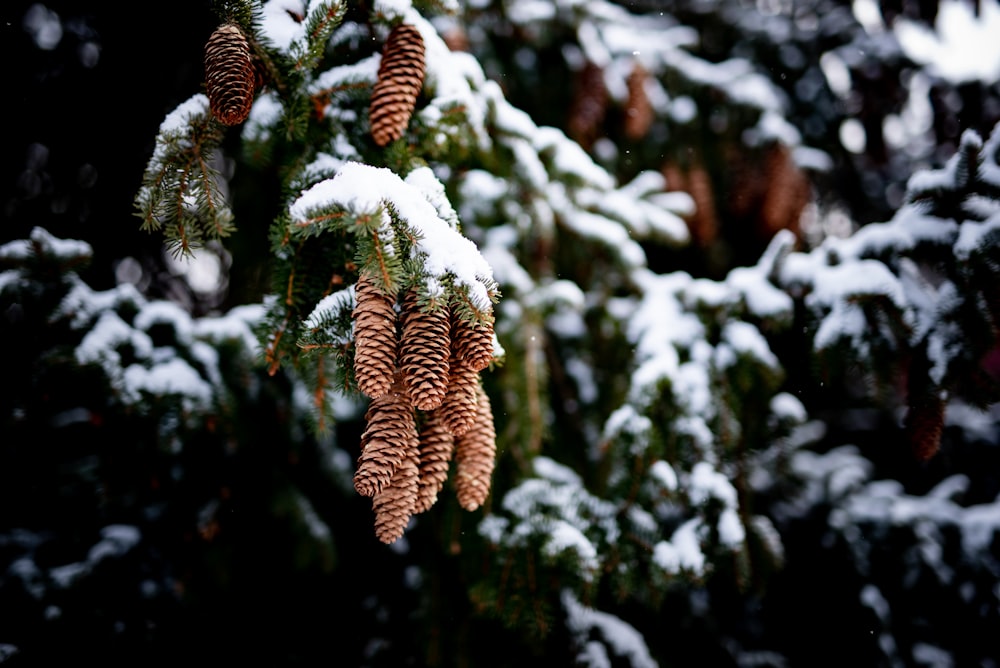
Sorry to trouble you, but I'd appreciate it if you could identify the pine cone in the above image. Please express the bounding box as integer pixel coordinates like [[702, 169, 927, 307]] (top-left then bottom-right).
[[624, 61, 654, 141], [370, 24, 426, 146], [451, 311, 494, 372], [758, 143, 810, 240], [454, 384, 497, 511], [399, 289, 451, 411], [664, 160, 719, 249], [204, 23, 256, 126], [353, 274, 399, 399], [906, 391, 946, 462], [372, 434, 420, 544], [415, 411, 455, 514], [354, 382, 418, 497], [568, 61, 608, 150], [440, 358, 479, 437]]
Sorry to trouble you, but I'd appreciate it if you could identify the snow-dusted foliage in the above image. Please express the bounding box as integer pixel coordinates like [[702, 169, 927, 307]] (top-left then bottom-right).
[[765, 429, 1000, 666], [8, 0, 999, 665], [775, 124, 1000, 422]]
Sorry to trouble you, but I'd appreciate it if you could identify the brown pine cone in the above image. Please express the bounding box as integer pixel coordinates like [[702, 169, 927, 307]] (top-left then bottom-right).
[[399, 289, 451, 411], [906, 391, 946, 462], [568, 61, 608, 151], [352, 274, 399, 399], [414, 411, 456, 514], [354, 382, 418, 497], [451, 311, 494, 372], [454, 384, 497, 511], [624, 61, 654, 141], [204, 23, 256, 126], [758, 143, 810, 240], [372, 434, 420, 544], [370, 24, 426, 146], [440, 359, 479, 437]]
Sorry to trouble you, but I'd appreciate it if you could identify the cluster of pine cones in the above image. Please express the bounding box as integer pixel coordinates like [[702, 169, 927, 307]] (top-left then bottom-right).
[[352, 274, 498, 544], [204, 20, 426, 148]]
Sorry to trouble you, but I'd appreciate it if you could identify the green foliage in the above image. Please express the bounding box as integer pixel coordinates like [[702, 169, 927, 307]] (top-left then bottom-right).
[[133, 99, 233, 257], [89, 0, 1000, 664]]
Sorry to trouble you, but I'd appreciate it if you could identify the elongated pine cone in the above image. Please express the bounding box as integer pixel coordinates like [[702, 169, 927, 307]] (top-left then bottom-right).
[[906, 390, 946, 462], [354, 383, 418, 497], [451, 312, 495, 372], [400, 290, 451, 410], [353, 275, 399, 399], [454, 384, 497, 511], [204, 24, 255, 126], [373, 436, 420, 544], [414, 411, 456, 514], [758, 143, 811, 239], [624, 61, 654, 140], [440, 357, 479, 437], [370, 24, 426, 146], [568, 61, 608, 150]]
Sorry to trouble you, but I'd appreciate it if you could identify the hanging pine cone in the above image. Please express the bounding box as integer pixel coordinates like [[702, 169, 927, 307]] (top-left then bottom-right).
[[906, 390, 946, 462], [624, 61, 654, 141], [440, 357, 479, 437], [354, 381, 418, 497], [352, 274, 399, 399], [372, 435, 420, 544], [568, 61, 608, 151], [369, 24, 426, 146], [399, 289, 451, 411], [414, 411, 456, 514], [454, 384, 497, 511], [758, 143, 811, 240], [204, 23, 256, 126], [450, 311, 494, 372], [663, 159, 719, 249]]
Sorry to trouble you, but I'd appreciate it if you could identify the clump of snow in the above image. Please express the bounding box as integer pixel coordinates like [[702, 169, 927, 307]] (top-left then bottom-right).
[[652, 519, 706, 575], [649, 460, 678, 493], [259, 0, 309, 54], [243, 91, 284, 143], [562, 589, 658, 668], [303, 286, 356, 346], [157, 94, 210, 137], [289, 162, 497, 311], [894, 0, 1000, 84], [688, 461, 738, 508]]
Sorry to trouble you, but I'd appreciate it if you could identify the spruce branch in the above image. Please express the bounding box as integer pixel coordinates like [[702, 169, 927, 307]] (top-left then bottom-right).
[[297, 0, 347, 72], [133, 95, 233, 257]]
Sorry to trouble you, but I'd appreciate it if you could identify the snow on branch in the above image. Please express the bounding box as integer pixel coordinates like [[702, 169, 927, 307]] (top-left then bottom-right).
[[288, 161, 498, 311]]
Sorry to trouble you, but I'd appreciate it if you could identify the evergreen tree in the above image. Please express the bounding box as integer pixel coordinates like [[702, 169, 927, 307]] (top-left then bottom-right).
[[3, 0, 999, 665]]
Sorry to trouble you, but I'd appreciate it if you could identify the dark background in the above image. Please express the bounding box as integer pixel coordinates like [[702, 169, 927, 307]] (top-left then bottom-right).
[[3, 0, 218, 290]]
